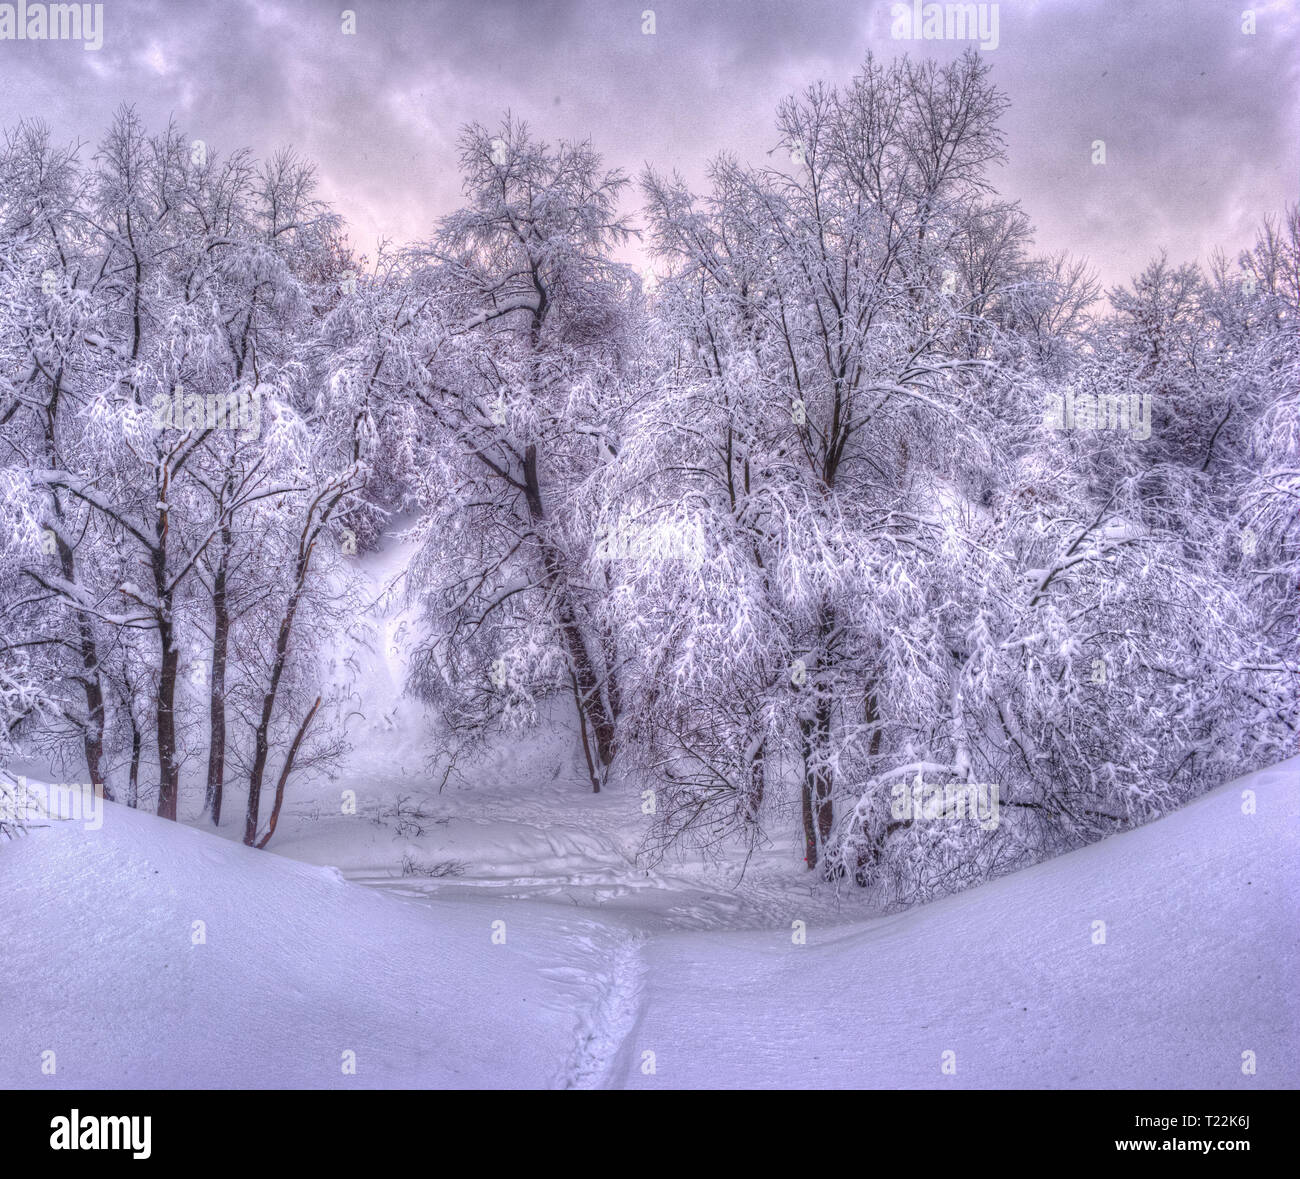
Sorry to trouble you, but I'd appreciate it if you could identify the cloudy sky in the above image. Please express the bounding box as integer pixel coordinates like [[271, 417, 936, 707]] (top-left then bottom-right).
[[0, 0, 1296, 290]]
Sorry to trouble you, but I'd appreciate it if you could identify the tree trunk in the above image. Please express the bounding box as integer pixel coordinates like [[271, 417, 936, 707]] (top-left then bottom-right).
[[73, 621, 107, 800], [153, 467, 180, 821], [852, 687, 886, 882], [49, 499, 108, 799], [799, 607, 837, 870], [244, 463, 356, 844], [245, 557, 311, 845], [43, 385, 108, 801], [204, 518, 231, 825], [800, 700, 834, 869], [569, 670, 601, 793], [556, 596, 617, 768], [255, 696, 320, 849], [71, 603, 107, 798], [521, 443, 617, 771], [127, 717, 141, 809], [155, 612, 180, 820]]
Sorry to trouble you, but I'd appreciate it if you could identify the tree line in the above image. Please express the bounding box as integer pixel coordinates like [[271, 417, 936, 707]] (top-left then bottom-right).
[[1, 52, 1295, 899]]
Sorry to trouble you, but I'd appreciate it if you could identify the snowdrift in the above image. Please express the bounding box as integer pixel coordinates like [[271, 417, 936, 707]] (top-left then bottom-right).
[[0, 793, 635, 1088], [618, 757, 1300, 1088]]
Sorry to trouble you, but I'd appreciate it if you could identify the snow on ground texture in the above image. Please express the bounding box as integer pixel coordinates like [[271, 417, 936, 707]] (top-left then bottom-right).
[[1, 757, 1296, 1089], [617, 757, 1300, 1089], [0, 796, 640, 1089]]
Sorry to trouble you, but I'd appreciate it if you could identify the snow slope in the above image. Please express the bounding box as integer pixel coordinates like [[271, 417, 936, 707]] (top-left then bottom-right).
[[2, 756, 1296, 1089], [0, 793, 641, 1089], [617, 757, 1300, 1089]]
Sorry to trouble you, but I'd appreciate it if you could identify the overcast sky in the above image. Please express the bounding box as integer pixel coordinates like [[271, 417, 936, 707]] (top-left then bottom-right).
[[0, 0, 1296, 290]]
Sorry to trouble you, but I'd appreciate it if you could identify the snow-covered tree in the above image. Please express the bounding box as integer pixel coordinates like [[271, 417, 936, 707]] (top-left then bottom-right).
[[0, 112, 366, 839], [399, 117, 638, 791]]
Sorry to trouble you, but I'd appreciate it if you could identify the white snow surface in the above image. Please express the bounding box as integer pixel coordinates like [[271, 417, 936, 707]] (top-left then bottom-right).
[[1, 754, 1295, 1089]]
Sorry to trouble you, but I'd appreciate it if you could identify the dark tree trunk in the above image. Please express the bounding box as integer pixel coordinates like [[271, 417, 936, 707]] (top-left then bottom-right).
[[43, 379, 108, 799], [244, 458, 356, 845], [521, 443, 617, 772], [556, 595, 617, 768], [852, 687, 886, 883], [127, 717, 141, 808], [569, 670, 601, 793], [799, 607, 837, 870], [255, 696, 320, 849], [204, 517, 231, 825], [55, 528, 108, 800], [153, 502, 180, 820], [243, 584, 302, 846], [155, 612, 180, 820], [800, 700, 834, 869], [244, 511, 327, 844]]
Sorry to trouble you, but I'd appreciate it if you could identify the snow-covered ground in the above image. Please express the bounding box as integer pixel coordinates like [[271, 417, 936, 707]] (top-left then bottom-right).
[[2, 752, 1295, 1089], [615, 754, 1300, 1088]]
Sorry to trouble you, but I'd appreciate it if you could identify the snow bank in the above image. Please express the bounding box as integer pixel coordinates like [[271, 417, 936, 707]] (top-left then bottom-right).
[[617, 757, 1300, 1088], [0, 794, 633, 1088], [2, 757, 1295, 1089]]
